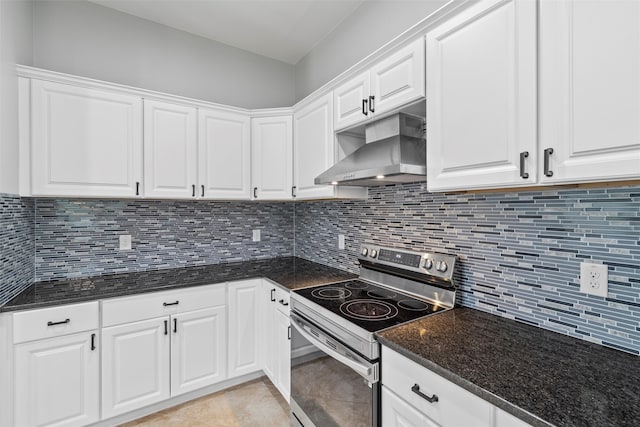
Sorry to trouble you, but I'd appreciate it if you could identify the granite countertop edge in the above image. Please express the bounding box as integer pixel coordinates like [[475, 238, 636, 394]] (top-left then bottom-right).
[[0, 257, 357, 313], [375, 333, 553, 427]]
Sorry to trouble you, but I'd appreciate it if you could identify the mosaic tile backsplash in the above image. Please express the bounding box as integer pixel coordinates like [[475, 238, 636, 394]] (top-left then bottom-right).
[[0, 194, 35, 305], [34, 199, 293, 280], [294, 183, 640, 355]]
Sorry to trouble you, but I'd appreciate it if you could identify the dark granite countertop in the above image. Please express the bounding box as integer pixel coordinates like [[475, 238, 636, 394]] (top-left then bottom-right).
[[376, 307, 640, 427], [1, 257, 356, 312]]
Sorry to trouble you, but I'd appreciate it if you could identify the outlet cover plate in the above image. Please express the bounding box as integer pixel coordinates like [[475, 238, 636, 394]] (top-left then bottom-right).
[[338, 234, 345, 250], [252, 230, 261, 242], [119, 235, 132, 251], [580, 262, 608, 297]]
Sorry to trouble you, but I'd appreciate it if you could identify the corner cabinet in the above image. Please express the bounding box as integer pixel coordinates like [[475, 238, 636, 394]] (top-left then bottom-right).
[[251, 115, 293, 200], [538, 0, 640, 184], [29, 79, 143, 197], [227, 279, 262, 378], [293, 92, 366, 200], [426, 0, 537, 192]]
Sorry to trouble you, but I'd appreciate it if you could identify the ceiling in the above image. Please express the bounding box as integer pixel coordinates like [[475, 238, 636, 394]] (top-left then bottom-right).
[[88, 0, 366, 64]]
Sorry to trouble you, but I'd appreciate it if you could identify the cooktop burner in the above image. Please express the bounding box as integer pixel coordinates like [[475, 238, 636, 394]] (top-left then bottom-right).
[[294, 279, 446, 333]]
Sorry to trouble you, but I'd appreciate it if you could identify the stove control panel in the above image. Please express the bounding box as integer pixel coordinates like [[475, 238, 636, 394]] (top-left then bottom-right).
[[358, 245, 456, 281]]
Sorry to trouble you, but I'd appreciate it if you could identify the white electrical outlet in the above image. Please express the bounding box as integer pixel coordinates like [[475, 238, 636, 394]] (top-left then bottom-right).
[[580, 262, 608, 297], [338, 234, 345, 250], [119, 235, 132, 251], [252, 229, 261, 242]]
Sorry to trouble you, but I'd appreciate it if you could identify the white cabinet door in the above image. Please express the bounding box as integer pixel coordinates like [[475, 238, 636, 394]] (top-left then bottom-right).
[[371, 38, 425, 117], [171, 307, 227, 396], [227, 280, 262, 378], [102, 318, 170, 419], [261, 282, 277, 384], [274, 308, 291, 403], [539, 0, 640, 184], [495, 407, 533, 427], [334, 71, 370, 130], [143, 100, 197, 199], [293, 92, 336, 199], [426, 0, 537, 191], [14, 332, 99, 427], [381, 387, 437, 427], [31, 80, 143, 197], [251, 116, 293, 200], [198, 108, 251, 199]]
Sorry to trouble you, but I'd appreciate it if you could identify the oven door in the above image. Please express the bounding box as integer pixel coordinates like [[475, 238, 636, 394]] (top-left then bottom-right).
[[290, 312, 380, 427]]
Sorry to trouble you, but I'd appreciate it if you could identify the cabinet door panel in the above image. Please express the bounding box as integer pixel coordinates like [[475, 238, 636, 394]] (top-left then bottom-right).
[[261, 282, 277, 383], [381, 387, 437, 427], [293, 93, 336, 199], [227, 280, 262, 378], [539, 0, 640, 183], [334, 71, 370, 130], [426, 0, 537, 191], [14, 332, 99, 427], [251, 116, 293, 200], [102, 318, 170, 419], [371, 38, 425, 116], [144, 100, 197, 198], [274, 309, 291, 402], [31, 80, 142, 197], [171, 307, 227, 396], [198, 108, 251, 199]]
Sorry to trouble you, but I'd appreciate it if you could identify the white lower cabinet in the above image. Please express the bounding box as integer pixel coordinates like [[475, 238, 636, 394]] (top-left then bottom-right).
[[101, 284, 227, 419], [170, 306, 227, 396], [101, 318, 171, 419], [382, 346, 533, 427], [273, 309, 291, 401], [382, 386, 437, 427], [14, 331, 100, 427], [227, 279, 262, 378]]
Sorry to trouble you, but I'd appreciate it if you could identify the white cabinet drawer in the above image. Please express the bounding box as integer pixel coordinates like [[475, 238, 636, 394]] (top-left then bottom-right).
[[274, 286, 290, 316], [382, 346, 493, 427], [102, 284, 225, 327], [13, 301, 99, 344]]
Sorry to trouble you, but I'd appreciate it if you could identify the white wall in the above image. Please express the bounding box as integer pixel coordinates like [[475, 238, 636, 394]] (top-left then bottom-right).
[[294, 0, 448, 101], [0, 0, 33, 195], [32, 1, 295, 109]]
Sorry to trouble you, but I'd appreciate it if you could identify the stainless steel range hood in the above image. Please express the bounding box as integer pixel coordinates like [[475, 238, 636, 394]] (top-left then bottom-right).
[[315, 113, 426, 186]]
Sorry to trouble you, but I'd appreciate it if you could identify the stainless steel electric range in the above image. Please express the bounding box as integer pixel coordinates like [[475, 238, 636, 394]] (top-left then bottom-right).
[[290, 245, 458, 427]]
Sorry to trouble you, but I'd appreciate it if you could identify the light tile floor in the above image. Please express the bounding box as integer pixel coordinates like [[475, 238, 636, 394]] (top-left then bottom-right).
[[120, 377, 290, 427]]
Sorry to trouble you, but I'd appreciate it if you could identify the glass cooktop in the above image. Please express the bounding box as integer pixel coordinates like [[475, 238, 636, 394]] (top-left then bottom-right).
[[293, 279, 447, 333]]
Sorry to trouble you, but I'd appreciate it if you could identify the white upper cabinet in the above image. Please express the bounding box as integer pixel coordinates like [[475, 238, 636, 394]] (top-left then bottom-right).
[[426, 0, 537, 192], [293, 92, 337, 199], [144, 99, 198, 199], [198, 108, 251, 199], [539, 0, 640, 184], [30, 79, 143, 197], [251, 116, 293, 200], [334, 72, 371, 131], [334, 38, 425, 130]]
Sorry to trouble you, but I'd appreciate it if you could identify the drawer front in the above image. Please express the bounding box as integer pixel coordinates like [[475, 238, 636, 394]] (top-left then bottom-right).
[[102, 284, 225, 327], [13, 301, 99, 344], [382, 346, 493, 427], [274, 286, 290, 316]]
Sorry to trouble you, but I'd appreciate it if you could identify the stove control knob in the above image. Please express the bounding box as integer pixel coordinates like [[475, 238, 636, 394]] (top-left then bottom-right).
[[361, 247, 368, 257], [437, 261, 448, 273], [424, 259, 433, 270], [370, 249, 378, 258]]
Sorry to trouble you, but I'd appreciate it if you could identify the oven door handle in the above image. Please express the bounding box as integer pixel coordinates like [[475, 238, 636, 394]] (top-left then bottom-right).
[[290, 313, 377, 383]]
